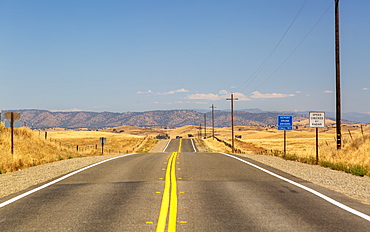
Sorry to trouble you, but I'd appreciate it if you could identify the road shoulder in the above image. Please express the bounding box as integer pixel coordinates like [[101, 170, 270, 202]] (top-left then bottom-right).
[[236, 153, 370, 205], [149, 139, 169, 153]]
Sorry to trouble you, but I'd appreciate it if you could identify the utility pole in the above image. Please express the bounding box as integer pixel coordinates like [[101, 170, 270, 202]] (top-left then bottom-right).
[[335, 0, 341, 149], [210, 104, 216, 139], [204, 114, 207, 138], [11, 112, 14, 156], [226, 93, 238, 153], [199, 123, 202, 138]]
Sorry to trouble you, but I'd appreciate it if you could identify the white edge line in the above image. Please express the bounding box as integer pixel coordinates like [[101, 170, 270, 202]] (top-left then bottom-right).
[[0, 153, 137, 208], [190, 139, 197, 152], [219, 152, 370, 222], [162, 139, 172, 152]]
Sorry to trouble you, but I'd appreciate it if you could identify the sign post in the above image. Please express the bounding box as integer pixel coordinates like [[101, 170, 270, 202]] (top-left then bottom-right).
[[309, 112, 325, 164], [5, 112, 21, 158], [278, 116, 293, 155], [100, 137, 106, 154]]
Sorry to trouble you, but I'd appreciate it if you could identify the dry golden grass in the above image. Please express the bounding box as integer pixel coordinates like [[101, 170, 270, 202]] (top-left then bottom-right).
[[102, 125, 200, 139], [319, 126, 370, 170], [0, 125, 77, 173], [0, 124, 153, 174], [47, 130, 145, 153], [201, 124, 370, 176], [196, 137, 232, 153]]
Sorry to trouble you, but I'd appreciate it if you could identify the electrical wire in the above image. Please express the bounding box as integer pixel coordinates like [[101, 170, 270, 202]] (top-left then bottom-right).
[[217, 0, 310, 110], [236, 0, 310, 93], [248, 1, 334, 93], [211, 1, 334, 111]]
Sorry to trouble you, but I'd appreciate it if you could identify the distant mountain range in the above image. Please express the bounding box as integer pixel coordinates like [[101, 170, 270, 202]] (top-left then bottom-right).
[[0, 109, 364, 129], [194, 108, 370, 124], [237, 109, 370, 124], [326, 112, 370, 124]]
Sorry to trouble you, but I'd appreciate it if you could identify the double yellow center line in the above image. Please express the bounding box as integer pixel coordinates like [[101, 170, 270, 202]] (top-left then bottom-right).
[[156, 139, 182, 232]]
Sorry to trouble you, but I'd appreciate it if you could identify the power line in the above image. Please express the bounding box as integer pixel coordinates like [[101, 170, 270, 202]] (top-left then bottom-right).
[[210, 1, 334, 111], [236, 0, 310, 93], [216, 0, 310, 111], [249, 1, 334, 93]]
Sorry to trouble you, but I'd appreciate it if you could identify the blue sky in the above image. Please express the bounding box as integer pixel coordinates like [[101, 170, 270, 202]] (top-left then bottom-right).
[[1, 0, 369, 114]]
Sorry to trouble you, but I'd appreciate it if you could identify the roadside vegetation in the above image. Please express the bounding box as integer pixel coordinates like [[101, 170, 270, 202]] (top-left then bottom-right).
[[0, 124, 154, 174], [201, 124, 370, 177]]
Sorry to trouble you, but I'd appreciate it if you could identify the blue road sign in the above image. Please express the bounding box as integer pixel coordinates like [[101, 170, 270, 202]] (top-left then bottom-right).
[[278, 116, 293, 131]]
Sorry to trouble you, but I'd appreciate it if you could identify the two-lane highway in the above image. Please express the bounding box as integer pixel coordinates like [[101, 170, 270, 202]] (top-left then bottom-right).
[[1, 138, 370, 231]]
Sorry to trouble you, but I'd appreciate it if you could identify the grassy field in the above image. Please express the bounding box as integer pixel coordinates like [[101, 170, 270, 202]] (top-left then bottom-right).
[[46, 129, 147, 154], [0, 125, 157, 173], [201, 124, 370, 176]]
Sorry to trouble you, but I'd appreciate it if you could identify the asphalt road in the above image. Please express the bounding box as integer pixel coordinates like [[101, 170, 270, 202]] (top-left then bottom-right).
[[1, 139, 370, 231], [164, 138, 196, 153]]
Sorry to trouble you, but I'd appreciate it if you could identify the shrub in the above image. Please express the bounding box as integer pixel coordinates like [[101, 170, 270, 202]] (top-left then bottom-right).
[[320, 160, 331, 168], [349, 165, 368, 177], [319, 160, 368, 177], [306, 156, 316, 165], [282, 153, 298, 161]]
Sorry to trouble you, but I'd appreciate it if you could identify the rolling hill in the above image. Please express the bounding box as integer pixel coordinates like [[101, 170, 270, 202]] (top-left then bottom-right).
[[1, 109, 345, 129]]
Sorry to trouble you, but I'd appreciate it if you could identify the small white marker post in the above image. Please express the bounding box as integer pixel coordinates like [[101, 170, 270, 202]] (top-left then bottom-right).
[[309, 112, 325, 164]]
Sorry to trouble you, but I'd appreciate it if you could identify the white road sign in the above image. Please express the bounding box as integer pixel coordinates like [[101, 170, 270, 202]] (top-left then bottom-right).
[[309, 112, 325, 128]]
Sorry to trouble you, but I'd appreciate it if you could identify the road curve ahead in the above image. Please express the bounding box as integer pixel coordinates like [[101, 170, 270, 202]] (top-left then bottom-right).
[[1, 138, 370, 231]]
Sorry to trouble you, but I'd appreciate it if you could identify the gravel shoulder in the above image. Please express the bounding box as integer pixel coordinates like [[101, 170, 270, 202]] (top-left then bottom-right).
[[149, 139, 169, 153], [0, 155, 124, 198], [238, 153, 370, 205], [1, 141, 369, 206]]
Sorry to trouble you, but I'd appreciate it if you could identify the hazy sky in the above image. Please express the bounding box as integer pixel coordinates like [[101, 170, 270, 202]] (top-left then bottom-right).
[[1, 0, 369, 113]]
